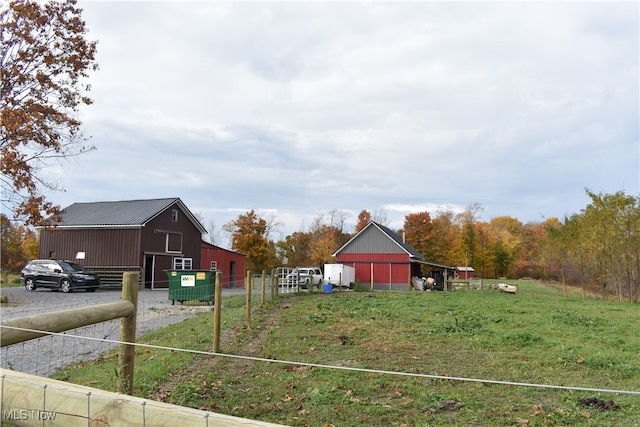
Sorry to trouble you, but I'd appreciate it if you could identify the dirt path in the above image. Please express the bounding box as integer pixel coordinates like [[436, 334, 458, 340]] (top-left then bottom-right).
[[149, 298, 291, 402]]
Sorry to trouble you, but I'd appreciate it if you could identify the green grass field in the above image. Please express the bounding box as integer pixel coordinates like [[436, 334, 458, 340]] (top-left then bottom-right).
[[54, 281, 640, 426]]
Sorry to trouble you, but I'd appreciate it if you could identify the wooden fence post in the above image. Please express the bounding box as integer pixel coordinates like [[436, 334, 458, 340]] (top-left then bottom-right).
[[117, 272, 138, 395], [245, 270, 252, 327], [261, 269, 267, 307], [213, 271, 222, 353], [271, 269, 277, 299]]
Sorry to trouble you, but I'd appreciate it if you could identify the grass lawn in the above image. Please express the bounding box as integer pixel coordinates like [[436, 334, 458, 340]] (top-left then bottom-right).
[[54, 281, 640, 426]]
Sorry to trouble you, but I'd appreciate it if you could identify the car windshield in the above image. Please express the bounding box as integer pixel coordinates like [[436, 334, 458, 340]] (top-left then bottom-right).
[[59, 262, 85, 272]]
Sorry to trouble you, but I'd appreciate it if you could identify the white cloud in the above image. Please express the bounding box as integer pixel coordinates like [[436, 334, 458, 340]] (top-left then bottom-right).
[[41, 1, 639, 243]]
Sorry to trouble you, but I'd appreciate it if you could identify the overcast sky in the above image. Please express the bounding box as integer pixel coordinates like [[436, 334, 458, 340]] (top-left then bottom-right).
[[44, 1, 639, 245]]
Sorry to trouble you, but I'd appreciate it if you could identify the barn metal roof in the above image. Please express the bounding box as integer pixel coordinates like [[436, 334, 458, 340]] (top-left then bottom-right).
[[333, 221, 424, 260], [44, 197, 206, 233]]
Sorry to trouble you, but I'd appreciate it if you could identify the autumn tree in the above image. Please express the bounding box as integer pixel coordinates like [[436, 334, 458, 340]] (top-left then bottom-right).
[[308, 213, 347, 267], [430, 210, 460, 265], [516, 221, 546, 279], [403, 211, 435, 260], [1, 213, 38, 273], [456, 203, 484, 267], [354, 210, 371, 233], [309, 223, 340, 266], [486, 216, 523, 278], [580, 189, 640, 301], [223, 210, 276, 272], [276, 231, 312, 267], [1, 0, 98, 226]]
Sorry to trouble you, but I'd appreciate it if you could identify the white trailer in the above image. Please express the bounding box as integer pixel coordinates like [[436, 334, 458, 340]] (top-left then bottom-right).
[[323, 264, 356, 289]]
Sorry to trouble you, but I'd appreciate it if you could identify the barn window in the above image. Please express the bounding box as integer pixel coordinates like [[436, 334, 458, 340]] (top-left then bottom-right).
[[172, 209, 179, 222], [173, 258, 192, 270], [166, 232, 182, 253], [210, 261, 217, 271]]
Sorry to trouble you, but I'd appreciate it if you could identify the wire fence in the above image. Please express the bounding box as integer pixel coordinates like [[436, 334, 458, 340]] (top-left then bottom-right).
[[0, 368, 284, 427], [0, 287, 217, 377], [0, 275, 287, 377], [2, 279, 639, 426], [4, 325, 640, 396]]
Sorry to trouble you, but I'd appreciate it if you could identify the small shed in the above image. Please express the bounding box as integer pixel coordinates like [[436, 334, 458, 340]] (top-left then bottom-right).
[[457, 266, 475, 280], [38, 198, 206, 289], [333, 221, 423, 290], [200, 241, 246, 288], [419, 260, 457, 291]]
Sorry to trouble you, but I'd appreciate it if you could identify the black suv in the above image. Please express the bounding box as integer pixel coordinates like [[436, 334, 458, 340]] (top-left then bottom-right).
[[20, 260, 100, 293]]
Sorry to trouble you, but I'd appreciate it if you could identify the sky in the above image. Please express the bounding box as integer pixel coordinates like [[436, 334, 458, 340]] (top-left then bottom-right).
[[42, 1, 639, 246]]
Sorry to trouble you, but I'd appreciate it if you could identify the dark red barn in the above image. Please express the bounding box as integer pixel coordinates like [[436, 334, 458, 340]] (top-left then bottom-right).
[[38, 198, 206, 289], [200, 242, 246, 288]]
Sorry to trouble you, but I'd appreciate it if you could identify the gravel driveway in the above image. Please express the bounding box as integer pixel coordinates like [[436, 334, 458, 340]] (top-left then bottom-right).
[[0, 286, 246, 377]]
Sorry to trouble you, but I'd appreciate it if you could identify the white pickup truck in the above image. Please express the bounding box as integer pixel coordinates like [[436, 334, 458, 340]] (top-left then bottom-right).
[[285, 267, 323, 289]]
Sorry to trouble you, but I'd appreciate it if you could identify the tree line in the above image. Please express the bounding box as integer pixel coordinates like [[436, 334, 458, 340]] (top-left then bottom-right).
[[220, 190, 639, 302]]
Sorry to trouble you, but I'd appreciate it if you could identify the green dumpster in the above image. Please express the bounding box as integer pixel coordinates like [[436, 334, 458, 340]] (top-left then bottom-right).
[[167, 270, 216, 305]]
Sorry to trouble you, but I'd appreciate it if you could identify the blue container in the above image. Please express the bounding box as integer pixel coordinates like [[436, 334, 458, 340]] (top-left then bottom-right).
[[322, 283, 333, 294]]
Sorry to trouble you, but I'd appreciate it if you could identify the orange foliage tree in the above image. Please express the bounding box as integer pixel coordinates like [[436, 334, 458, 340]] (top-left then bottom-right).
[[224, 210, 276, 272], [403, 211, 436, 260], [1, 0, 98, 226], [1, 213, 38, 272], [354, 210, 371, 233]]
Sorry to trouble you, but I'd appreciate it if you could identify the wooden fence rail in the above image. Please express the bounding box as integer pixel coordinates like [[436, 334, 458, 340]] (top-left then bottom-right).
[[0, 272, 139, 394], [0, 369, 285, 427], [0, 300, 134, 347]]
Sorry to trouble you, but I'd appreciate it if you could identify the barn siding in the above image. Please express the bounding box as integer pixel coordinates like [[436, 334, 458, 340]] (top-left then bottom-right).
[[336, 253, 412, 290], [143, 204, 201, 261], [340, 226, 406, 255], [200, 243, 246, 288], [143, 203, 202, 289], [38, 228, 141, 266]]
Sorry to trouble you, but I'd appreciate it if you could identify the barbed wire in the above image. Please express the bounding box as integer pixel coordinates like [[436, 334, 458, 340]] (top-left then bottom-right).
[[2, 324, 639, 397]]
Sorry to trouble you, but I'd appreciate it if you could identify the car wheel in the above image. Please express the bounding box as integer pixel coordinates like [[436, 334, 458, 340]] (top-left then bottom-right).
[[24, 277, 36, 291], [60, 279, 73, 293]]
